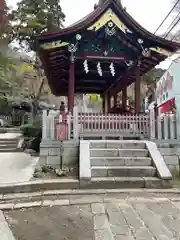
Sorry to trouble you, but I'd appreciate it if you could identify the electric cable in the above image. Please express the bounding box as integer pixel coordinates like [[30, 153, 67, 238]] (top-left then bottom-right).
[[163, 11, 180, 37], [164, 14, 180, 38], [154, 0, 180, 34]]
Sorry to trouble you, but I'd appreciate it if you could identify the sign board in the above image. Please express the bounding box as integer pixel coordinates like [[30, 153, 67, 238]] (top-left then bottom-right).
[[156, 71, 174, 107], [55, 123, 68, 141]]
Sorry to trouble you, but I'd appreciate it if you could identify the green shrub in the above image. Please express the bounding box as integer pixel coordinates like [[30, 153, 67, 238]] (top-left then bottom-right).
[[0, 129, 7, 133], [20, 123, 42, 138]]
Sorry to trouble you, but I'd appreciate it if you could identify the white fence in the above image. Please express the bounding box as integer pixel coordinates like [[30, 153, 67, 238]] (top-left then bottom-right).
[[150, 110, 177, 140], [78, 113, 149, 137], [42, 108, 178, 141]]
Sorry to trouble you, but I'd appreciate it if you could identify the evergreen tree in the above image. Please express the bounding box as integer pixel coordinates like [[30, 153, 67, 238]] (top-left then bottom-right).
[[11, 0, 65, 51]]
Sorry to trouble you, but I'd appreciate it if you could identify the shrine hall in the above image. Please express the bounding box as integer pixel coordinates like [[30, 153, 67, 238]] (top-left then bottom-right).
[[36, 0, 180, 114]]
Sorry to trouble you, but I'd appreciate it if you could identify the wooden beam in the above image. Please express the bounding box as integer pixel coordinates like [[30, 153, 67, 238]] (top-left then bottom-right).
[[106, 64, 137, 94]]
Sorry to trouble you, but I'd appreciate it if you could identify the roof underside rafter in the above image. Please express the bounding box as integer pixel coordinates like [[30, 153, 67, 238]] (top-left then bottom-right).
[[36, 0, 180, 96]]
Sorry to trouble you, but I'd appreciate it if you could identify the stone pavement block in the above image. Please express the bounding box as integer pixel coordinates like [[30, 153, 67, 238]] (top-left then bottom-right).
[[95, 229, 114, 240], [159, 201, 180, 220], [0, 203, 14, 210], [94, 214, 109, 230], [119, 201, 143, 229], [103, 193, 130, 202], [170, 197, 180, 201], [42, 200, 53, 206], [147, 202, 180, 238], [173, 200, 180, 209], [132, 203, 175, 240], [105, 202, 121, 213], [114, 235, 134, 240], [3, 192, 42, 200], [70, 195, 102, 205], [91, 203, 105, 215], [53, 199, 69, 206], [135, 228, 154, 240], [111, 225, 130, 236], [14, 201, 41, 209], [105, 203, 126, 226]]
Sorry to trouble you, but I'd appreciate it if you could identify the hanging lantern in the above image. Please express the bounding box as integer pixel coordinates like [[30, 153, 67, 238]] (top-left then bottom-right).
[[97, 62, 102, 76], [109, 62, 115, 76]]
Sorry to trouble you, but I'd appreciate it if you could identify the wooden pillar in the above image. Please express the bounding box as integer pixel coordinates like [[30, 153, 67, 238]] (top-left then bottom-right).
[[104, 92, 111, 113], [114, 94, 117, 107], [135, 63, 141, 114], [122, 86, 127, 111], [102, 95, 105, 113], [68, 58, 75, 112], [104, 93, 108, 113], [108, 94, 111, 113]]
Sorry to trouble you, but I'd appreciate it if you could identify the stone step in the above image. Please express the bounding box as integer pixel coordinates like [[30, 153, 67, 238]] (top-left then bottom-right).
[[90, 141, 146, 149], [0, 148, 18, 152], [91, 157, 152, 166], [0, 139, 17, 143], [86, 177, 171, 189], [90, 149, 149, 157], [91, 166, 156, 177], [0, 144, 17, 148]]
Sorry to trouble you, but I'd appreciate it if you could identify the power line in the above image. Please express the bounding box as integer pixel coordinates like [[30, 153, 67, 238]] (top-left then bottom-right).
[[154, 0, 180, 34], [164, 14, 180, 38], [171, 30, 180, 41], [163, 11, 180, 37]]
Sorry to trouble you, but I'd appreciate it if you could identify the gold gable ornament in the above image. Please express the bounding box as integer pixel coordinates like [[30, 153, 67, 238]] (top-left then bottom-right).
[[150, 47, 173, 57], [87, 8, 132, 34], [40, 40, 69, 50]]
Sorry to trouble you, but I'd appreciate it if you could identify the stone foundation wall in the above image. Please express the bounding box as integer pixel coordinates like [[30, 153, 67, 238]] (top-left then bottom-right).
[[39, 140, 79, 167], [156, 143, 180, 171]]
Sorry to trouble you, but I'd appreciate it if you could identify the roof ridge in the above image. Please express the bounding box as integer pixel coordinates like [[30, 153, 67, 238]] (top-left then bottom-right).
[[98, 0, 122, 7]]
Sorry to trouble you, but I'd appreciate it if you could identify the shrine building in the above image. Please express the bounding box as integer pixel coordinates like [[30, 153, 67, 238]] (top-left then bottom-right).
[[36, 0, 180, 114]]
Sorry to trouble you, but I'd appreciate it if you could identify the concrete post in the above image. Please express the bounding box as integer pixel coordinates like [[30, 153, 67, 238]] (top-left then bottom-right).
[[42, 110, 47, 140]]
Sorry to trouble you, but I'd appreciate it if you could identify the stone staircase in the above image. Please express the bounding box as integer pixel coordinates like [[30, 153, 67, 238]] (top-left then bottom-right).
[[0, 138, 19, 152], [80, 140, 172, 189]]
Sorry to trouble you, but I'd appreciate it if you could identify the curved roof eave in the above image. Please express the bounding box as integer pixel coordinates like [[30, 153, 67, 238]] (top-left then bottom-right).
[[36, 0, 180, 51]]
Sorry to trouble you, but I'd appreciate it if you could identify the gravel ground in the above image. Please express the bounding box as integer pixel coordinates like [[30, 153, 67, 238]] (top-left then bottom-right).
[[4, 194, 180, 240], [4, 205, 94, 240]]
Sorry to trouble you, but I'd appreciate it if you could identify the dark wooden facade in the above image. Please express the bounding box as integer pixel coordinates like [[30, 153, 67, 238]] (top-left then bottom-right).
[[36, 0, 180, 112]]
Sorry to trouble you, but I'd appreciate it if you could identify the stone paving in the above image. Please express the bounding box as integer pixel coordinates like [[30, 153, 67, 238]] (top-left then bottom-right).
[[0, 132, 39, 185], [0, 153, 38, 184], [2, 194, 180, 239]]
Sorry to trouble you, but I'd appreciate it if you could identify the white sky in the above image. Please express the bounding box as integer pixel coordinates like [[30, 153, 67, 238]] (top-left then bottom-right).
[[6, 0, 179, 69]]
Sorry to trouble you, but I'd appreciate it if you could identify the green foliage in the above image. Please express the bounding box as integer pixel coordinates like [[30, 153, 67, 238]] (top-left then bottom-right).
[[0, 53, 26, 100], [20, 122, 42, 137], [142, 70, 155, 87], [0, 97, 11, 115], [11, 0, 65, 51]]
